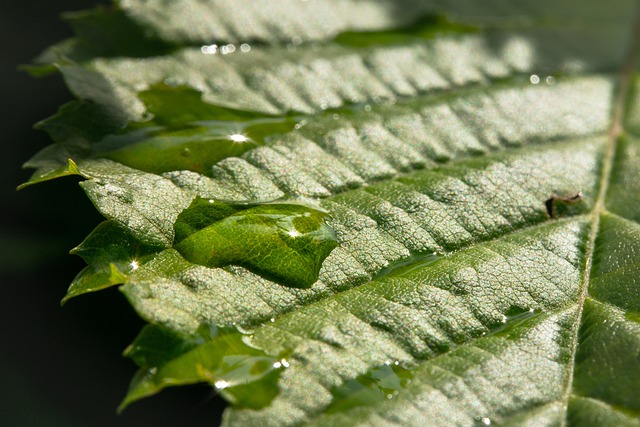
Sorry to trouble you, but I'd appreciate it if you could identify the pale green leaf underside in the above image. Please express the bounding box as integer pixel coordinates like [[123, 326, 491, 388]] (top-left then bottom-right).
[[25, 1, 640, 426]]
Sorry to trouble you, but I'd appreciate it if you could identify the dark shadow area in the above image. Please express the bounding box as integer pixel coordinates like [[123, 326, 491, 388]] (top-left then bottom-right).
[[0, 1, 225, 425]]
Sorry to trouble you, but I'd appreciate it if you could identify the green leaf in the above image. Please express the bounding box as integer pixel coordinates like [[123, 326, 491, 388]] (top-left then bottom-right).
[[24, 0, 640, 425]]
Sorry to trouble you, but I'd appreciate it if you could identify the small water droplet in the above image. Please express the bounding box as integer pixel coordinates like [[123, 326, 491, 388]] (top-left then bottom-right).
[[332, 113, 340, 120], [364, 104, 372, 112], [481, 417, 491, 425], [221, 44, 236, 55], [291, 36, 302, 45], [228, 133, 250, 143], [320, 103, 328, 110], [270, 317, 275, 322], [201, 44, 218, 54], [240, 43, 251, 52], [129, 260, 139, 271], [545, 76, 556, 85], [529, 74, 540, 84], [214, 380, 230, 389]]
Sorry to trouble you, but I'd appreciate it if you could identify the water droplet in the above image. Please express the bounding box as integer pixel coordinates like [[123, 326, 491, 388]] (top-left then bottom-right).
[[291, 36, 302, 45], [221, 44, 236, 55], [214, 380, 230, 389], [273, 361, 282, 369], [228, 133, 250, 143], [529, 74, 540, 84], [364, 104, 372, 112], [280, 359, 290, 368], [287, 229, 302, 238], [173, 199, 338, 288], [320, 103, 328, 110], [129, 260, 139, 271], [374, 252, 444, 280], [545, 76, 556, 85], [481, 417, 491, 425], [201, 44, 218, 54], [270, 317, 275, 322], [332, 114, 340, 120], [240, 43, 251, 52]]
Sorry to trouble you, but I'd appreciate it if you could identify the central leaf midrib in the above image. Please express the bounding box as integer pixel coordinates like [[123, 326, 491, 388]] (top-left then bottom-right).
[[558, 6, 640, 425]]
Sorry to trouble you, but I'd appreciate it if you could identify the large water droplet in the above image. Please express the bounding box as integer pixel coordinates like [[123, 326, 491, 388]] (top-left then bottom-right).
[[173, 198, 338, 288], [326, 363, 413, 414]]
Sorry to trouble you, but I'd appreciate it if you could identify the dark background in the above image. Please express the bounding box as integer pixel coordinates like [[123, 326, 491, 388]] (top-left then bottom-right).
[[0, 2, 225, 425]]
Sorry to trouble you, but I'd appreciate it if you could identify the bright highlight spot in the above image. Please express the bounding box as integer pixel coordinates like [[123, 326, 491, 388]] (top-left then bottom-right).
[[229, 133, 249, 143], [201, 44, 218, 54], [130, 260, 139, 271], [287, 229, 302, 238], [481, 417, 491, 425], [529, 74, 540, 84], [214, 380, 230, 389], [240, 43, 251, 52], [274, 359, 290, 369]]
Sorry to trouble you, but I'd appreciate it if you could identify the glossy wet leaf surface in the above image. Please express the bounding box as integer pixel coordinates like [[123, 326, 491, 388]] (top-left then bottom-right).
[[24, 0, 640, 426]]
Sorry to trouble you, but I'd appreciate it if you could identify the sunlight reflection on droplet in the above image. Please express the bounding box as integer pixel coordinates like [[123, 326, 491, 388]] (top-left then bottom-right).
[[214, 380, 230, 389], [287, 229, 302, 238], [130, 260, 139, 271], [481, 417, 491, 425], [273, 358, 289, 369], [221, 44, 236, 54], [201, 44, 218, 54], [229, 133, 249, 143]]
